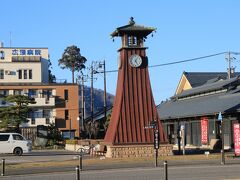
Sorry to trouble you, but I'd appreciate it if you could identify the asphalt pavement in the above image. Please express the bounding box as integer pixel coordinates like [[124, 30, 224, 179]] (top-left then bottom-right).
[[2, 164, 240, 180], [1, 150, 240, 178]]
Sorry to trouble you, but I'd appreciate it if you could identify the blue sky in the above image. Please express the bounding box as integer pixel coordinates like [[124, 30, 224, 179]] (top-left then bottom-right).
[[1, 0, 240, 104]]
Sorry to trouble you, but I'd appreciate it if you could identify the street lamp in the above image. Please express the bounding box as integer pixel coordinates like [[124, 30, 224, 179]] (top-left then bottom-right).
[[69, 117, 72, 139]]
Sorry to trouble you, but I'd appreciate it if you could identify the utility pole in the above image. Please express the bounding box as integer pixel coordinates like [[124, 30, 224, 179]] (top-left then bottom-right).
[[92, 60, 107, 121], [102, 60, 107, 122], [77, 71, 89, 133], [81, 72, 84, 131], [225, 51, 240, 79], [90, 63, 94, 125]]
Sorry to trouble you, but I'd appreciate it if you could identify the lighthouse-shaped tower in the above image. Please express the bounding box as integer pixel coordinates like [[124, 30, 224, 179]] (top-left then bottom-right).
[[104, 18, 169, 158]]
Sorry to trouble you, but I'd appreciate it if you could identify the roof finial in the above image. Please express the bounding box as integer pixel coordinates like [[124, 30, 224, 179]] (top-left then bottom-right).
[[129, 17, 135, 25]]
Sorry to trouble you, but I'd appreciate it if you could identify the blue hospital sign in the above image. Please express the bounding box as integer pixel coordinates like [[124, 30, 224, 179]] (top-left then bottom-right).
[[12, 49, 41, 56], [20, 49, 26, 55], [27, 49, 34, 55], [35, 50, 41, 55], [12, 49, 18, 55]]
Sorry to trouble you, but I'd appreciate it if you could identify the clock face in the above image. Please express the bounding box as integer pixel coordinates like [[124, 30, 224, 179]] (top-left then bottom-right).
[[129, 54, 142, 68]]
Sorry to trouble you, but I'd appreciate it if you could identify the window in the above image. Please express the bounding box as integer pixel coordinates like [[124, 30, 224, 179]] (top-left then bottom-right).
[[46, 118, 50, 124], [18, 70, 22, 79], [1, 100, 6, 105], [43, 109, 52, 118], [43, 90, 52, 98], [128, 36, 137, 46], [65, 110, 69, 119], [0, 51, 5, 60], [64, 90, 68, 100], [31, 118, 35, 125], [29, 70, 32, 79], [28, 110, 34, 118], [14, 90, 23, 95], [24, 70, 27, 79], [32, 109, 43, 118], [132, 36, 137, 46], [0, 90, 9, 96], [0, 69, 4, 79], [0, 135, 10, 141], [12, 134, 24, 141], [18, 69, 33, 80], [128, 36, 132, 46], [28, 89, 37, 98]]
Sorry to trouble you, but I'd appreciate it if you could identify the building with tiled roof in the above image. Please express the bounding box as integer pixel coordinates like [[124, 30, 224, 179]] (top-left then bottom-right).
[[158, 72, 240, 149]]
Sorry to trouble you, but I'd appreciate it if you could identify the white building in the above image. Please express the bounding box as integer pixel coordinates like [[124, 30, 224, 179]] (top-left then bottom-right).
[[0, 45, 49, 83], [0, 43, 79, 139]]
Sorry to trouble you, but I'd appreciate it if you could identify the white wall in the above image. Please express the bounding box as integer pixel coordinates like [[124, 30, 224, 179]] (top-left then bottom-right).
[[0, 63, 42, 83], [0, 48, 49, 83], [21, 117, 55, 127]]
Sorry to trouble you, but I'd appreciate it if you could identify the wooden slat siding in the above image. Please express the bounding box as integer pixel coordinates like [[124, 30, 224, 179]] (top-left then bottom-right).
[[134, 49, 141, 142], [116, 54, 125, 143], [118, 50, 126, 143], [104, 47, 167, 145], [146, 67, 154, 142], [141, 51, 151, 143], [125, 50, 133, 142], [104, 50, 124, 144], [118, 107, 123, 143], [133, 51, 141, 142], [128, 49, 137, 142], [140, 56, 147, 142], [126, 49, 132, 142], [136, 48, 143, 142], [121, 91, 128, 143], [121, 50, 128, 143], [139, 49, 147, 142], [137, 58, 145, 142], [142, 64, 151, 143]]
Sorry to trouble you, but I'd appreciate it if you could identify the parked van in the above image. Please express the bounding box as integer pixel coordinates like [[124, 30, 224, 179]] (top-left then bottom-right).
[[0, 133, 32, 156]]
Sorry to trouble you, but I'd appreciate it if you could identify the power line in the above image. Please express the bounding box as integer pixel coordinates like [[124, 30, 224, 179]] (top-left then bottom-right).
[[105, 51, 228, 73], [149, 51, 227, 68]]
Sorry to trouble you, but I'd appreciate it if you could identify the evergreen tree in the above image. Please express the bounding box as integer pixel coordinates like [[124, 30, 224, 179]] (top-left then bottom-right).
[[0, 95, 36, 132], [58, 45, 87, 83]]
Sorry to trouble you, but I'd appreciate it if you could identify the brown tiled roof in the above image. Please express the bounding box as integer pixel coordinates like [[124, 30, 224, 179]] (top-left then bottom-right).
[[111, 18, 156, 37]]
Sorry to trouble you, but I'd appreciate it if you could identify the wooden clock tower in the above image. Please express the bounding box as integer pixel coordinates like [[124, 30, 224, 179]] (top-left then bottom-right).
[[104, 18, 167, 147]]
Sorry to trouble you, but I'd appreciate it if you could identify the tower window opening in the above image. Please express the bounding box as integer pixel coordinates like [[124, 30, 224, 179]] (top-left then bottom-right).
[[128, 36, 138, 46], [132, 36, 137, 46], [128, 36, 132, 46]]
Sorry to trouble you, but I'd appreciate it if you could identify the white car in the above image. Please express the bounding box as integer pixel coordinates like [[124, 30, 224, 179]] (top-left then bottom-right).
[[0, 133, 32, 156]]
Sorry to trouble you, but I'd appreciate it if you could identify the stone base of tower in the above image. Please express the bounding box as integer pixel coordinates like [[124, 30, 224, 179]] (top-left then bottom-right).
[[105, 144, 173, 158]]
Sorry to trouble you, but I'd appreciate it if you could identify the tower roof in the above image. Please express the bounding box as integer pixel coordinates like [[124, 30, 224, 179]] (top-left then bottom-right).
[[111, 17, 156, 37]]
